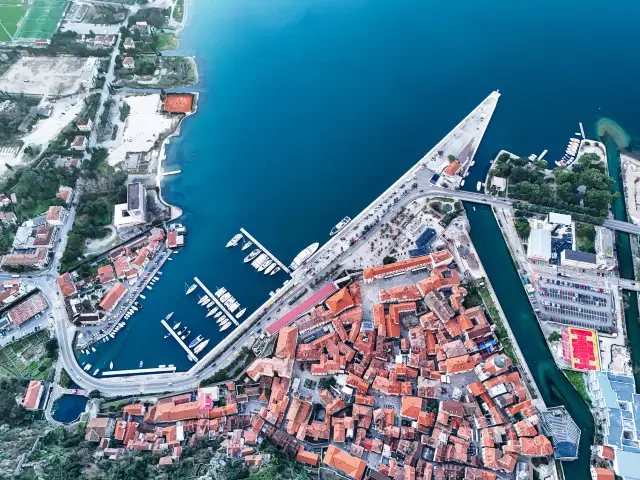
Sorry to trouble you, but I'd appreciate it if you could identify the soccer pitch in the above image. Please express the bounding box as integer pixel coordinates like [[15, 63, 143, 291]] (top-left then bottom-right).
[[14, 0, 68, 40], [0, 5, 27, 42]]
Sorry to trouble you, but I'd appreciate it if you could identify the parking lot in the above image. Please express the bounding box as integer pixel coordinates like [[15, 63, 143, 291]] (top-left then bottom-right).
[[536, 275, 614, 331]]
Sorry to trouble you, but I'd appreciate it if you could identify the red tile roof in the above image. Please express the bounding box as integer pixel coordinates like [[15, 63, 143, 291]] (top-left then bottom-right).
[[22, 380, 42, 410], [275, 326, 298, 359], [444, 161, 462, 176], [323, 445, 367, 480], [97, 265, 115, 284], [326, 288, 355, 315], [57, 273, 77, 297], [99, 283, 127, 312]]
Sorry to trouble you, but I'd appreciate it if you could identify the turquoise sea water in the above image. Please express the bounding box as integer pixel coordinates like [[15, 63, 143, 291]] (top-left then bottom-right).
[[82, 2, 640, 473]]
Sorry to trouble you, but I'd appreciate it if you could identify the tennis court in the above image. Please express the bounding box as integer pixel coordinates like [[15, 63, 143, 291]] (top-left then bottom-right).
[[0, 5, 27, 41], [14, 0, 68, 40]]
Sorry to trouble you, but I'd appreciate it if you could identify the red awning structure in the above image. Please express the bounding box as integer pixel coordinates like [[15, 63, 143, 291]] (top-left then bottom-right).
[[266, 283, 338, 335]]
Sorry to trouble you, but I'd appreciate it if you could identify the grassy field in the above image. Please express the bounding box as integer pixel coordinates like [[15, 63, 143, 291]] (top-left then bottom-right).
[[15, 0, 68, 40], [155, 31, 177, 51], [0, 5, 27, 41], [564, 370, 592, 406], [0, 330, 53, 380]]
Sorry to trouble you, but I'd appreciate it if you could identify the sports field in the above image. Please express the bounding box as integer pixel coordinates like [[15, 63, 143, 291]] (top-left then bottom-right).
[[0, 4, 27, 42], [14, 0, 68, 40]]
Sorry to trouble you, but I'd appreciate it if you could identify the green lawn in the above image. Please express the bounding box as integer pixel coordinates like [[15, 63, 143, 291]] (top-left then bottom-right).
[[0, 5, 27, 41], [564, 370, 592, 406], [155, 31, 177, 51]]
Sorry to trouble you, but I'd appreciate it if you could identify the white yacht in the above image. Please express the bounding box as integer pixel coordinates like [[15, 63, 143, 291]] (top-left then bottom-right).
[[206, 300, 215, 308], [258, 259, 273, 272], [220, 292, 232, 303], [270, 267, 280, 276], [236, 308, 246, 319], [226, 233, 243, 248], [185, 283, 198, 295], [241, 240, 253, 251], [198, 295, 210, 305], [220, 321, 232, 332], [264, 263, 276, 275], [214, 311, 222, 318], [215, 287, 226, 298], [252, 253, 267, 268], [289, 243, 319, 271], [244, 249, 261, 263], [206, 307, 219, 318]]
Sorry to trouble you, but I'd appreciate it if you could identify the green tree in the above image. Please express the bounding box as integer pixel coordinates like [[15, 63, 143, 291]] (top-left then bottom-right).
[[577, 152, 601, 167], [88, 390, 101, 399], [447, 154, 457, 163], [515, 218, 531, 239], [548, 331, 561, 342], [383, 256, 397, 265], [45, 338, 58, 358]]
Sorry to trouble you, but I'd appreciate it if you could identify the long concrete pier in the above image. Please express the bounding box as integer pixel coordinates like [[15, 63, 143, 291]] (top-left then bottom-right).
[[102, 366, 177, 376], [161, 319, 198, 362], [240, 227, 290, 274], [193, 277, 239, 327]]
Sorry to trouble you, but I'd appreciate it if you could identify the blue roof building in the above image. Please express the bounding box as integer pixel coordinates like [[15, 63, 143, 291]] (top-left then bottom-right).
[[589, 371, 640, 479]]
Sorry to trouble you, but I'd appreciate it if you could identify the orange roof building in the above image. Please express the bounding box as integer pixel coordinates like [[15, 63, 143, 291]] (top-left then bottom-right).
[[326, 288, 355, 316], [296, 446, 319, 466], [57, 273, 77, 297], [97, 264, 116, 284], [323, 445, 367, 480], [400, 396, 423, 420], [275, 326, 298, 359], [591, 468, 615, 480], [22, 380, 43, 410], [444, 160, 462, 177], [99, 283, 127, 312], [163, 93, 194, 113]]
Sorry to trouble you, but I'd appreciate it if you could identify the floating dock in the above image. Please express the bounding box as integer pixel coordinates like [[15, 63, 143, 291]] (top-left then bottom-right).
[[579, 122, 585, 139], [161, 319, 199, 362], [102, 366, 177, 376], [193, 277, 239, 327], [162, 170, 182, 176], [240, 227, 291, 275], [538, 149, 548, 161]]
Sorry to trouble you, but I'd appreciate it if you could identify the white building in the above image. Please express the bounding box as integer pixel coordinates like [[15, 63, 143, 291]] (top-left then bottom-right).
[[595, 227, 617, 270], [545, 212, 572, 227], [113, 183, 146, 228], [527, 228, 551, 265]]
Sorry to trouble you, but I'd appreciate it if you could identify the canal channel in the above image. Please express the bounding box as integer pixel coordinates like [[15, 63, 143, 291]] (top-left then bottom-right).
[[464, 121, 640, 478], [465, 205, 593, 479]]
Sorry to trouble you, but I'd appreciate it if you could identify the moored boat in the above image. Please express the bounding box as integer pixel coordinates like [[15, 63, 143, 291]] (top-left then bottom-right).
[[186, 283, 198, 295], [270, 267, 280, 276], [264, 263, 276, 275], [289, 243, 319, 271], [241, 240, 253, 251], [244, 249, 260, 263], [194, 340, 210, 354], [236, 308, 246, 318], [226, 234, 243, 248], [330, 216, 351, 236], [189, 335, 204, 348]]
